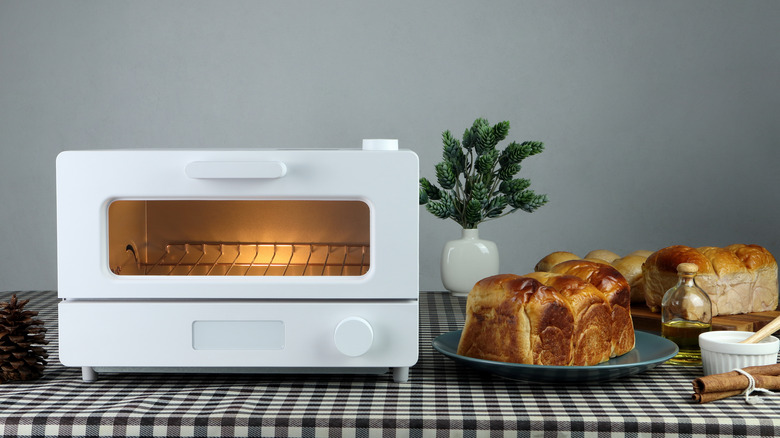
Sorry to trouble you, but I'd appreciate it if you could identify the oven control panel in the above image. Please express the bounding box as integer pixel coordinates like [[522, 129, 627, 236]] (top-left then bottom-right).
[[59, 300, 418, 369]]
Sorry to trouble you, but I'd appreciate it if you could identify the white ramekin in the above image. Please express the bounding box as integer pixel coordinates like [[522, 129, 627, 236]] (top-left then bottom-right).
[[699, 331, 780, 376]]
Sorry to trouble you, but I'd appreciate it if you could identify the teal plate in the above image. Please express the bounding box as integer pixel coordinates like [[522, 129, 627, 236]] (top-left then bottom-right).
[[432, 330, 679, 383]]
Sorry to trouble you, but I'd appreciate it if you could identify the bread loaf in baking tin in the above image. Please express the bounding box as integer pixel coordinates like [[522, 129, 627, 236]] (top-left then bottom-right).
[[456, 269, 636, 366], [642, 244, 778, 315]]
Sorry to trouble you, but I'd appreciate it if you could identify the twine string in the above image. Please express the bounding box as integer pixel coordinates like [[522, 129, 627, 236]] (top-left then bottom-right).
[[733, 368, 776, 404]]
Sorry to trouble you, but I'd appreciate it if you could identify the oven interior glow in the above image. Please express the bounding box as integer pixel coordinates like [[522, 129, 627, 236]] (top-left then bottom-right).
[[108, 200, 370, 276]]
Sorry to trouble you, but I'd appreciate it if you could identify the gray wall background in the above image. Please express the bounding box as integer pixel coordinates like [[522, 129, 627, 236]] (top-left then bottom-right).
[[1, 0, 778, 292]]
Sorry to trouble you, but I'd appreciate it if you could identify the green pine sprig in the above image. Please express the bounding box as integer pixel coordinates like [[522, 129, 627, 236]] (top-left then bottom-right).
[[419, 118, 549, 229]]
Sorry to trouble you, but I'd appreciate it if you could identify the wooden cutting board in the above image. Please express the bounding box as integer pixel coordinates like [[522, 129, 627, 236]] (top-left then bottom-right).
[[631, 305, 780, 334]]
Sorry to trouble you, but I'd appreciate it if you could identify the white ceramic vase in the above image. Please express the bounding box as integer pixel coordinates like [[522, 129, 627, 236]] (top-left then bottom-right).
[[441, 228, 500, 297]]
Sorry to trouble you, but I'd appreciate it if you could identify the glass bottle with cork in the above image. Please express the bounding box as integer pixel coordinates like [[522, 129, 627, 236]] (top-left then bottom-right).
[[661, 262, 712, 366]]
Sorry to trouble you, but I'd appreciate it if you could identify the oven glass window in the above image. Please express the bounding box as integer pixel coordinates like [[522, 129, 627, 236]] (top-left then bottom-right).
[[108, 200, 370, 276]]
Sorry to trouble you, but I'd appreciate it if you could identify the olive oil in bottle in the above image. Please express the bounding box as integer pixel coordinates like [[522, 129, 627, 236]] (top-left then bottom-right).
[[661, 263, 712, 366], [662, 320, 712, 365]]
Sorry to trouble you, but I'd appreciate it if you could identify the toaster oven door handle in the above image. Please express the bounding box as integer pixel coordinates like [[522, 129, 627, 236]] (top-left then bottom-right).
[[185, 161, 287, 179]]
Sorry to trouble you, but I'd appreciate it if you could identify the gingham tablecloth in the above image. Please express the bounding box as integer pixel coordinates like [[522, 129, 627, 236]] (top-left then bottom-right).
[[1, 291, 779, 437]]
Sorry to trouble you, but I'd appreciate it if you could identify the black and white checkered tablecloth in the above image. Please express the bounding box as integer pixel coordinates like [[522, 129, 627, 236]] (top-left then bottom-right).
[[1, 291, 780, 437]]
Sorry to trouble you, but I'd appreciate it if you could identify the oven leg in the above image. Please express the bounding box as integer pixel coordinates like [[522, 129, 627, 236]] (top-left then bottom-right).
[[392, 366, 409, 383], [81, 366, 98, 382]]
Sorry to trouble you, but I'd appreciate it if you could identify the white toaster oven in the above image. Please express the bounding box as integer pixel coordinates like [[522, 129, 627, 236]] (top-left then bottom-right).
[[56, 141, 419, 382]]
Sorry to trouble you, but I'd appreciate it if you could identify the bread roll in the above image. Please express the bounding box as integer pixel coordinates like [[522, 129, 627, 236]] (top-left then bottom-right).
[[611, 255, 648, 303], [549, 260, 635, 357], [642, 244, 778, 315], [585, 249, 620, 263], [534, 251, 579, 272]]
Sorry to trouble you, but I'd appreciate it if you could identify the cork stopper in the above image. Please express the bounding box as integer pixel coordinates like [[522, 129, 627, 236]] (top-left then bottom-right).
[[677, 263, 699, 274]]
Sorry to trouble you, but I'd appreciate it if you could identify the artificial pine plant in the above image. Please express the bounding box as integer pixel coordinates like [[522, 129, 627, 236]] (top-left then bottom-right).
[[419, 118, 549, 229], [0, 294, 48, 383]]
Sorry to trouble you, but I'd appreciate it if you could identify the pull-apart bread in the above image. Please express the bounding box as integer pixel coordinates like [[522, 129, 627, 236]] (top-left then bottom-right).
[[642, 244, 778, 315], [457, 267, 635, 366], [535, 250, 651, 304]]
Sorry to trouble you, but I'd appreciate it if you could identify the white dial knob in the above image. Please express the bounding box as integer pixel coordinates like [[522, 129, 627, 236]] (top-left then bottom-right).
[[334, 317, 374, 357]]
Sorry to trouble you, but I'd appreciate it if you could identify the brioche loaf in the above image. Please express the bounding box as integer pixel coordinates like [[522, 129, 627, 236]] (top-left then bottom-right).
[[642, 244, 778, 315], [457, 266, 636, 366], [457, 274, 574, 365], [549, 260, 635, 357]]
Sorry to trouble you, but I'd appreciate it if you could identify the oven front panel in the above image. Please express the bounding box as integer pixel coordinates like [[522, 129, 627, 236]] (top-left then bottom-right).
[[58, 300, 418, 368], [56, 149, 418, 300]]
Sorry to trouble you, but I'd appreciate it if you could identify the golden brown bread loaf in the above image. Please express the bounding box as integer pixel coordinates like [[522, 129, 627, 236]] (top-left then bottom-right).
[[457, 274, 574, 365], [642, 244, 778, 315], [549, 260, 635, 357], [457, 266, 636, 366], [535, 250, 650, 303]]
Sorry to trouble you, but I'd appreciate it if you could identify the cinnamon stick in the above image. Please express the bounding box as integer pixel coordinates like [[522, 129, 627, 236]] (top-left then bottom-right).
[[692, 390, 743, 403], [691, 363, 780, 403], [692, 376, 780, 403]]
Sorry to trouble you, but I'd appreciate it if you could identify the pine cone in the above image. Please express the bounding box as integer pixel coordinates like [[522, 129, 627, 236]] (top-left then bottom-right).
[[0, 294, 49, 383]]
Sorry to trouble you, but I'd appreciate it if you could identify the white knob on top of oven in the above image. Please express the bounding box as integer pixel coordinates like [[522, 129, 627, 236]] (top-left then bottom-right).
[[333, 316, 374, 357], [362, 139, 398, 151]]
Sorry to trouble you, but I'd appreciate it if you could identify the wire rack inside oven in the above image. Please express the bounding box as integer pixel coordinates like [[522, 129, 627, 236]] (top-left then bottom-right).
[[115, 242, 370, 276]]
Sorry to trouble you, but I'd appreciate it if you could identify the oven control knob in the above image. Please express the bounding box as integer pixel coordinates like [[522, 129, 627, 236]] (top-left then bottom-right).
[[362, 139, 398, 151], [334, 317, 374, 357]]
